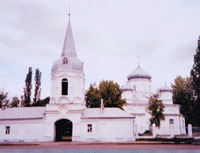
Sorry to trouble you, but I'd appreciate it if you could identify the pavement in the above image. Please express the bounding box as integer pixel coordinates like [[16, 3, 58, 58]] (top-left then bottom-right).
[[0, 140, 199, 146], [0, 139, 197, 145], [0, 141, 200, 151], [0, 140, 173, 146]]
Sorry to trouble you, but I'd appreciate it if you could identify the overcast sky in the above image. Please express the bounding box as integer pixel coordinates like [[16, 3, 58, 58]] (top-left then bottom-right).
[[0, 0, 200, 99]]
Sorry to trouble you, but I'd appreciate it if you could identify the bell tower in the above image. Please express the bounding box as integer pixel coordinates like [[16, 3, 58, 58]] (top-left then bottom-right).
[[50, 13, 85, 105]]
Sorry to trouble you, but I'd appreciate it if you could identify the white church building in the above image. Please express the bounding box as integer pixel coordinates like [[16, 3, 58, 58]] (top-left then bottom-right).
[[0, 14, 185, 142], [121, 64, 186, 137]]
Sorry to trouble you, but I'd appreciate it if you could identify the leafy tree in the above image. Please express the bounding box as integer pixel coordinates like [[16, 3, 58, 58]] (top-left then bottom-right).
[[190, 36, 200, 126], [99, 80, 126, 109], [86, 83, 101, 108], [22, 67, 32, 107], [31, 96, 50, 106], [8, 96, 20, 108], [33, 69, 42, 105], [85, 80, 126, 109], [0, 89, 9, 108], [171, 76, 194, 125], [147, 95, 165, 128]]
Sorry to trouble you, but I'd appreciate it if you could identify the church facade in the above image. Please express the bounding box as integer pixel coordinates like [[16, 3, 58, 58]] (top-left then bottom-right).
[[0, 16, 135, 142], [0, 15, 185, 142], [121, 65, 186, 137]]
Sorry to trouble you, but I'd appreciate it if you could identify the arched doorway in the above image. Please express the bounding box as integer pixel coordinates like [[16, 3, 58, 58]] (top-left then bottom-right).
[[55, 119, 72, 141]]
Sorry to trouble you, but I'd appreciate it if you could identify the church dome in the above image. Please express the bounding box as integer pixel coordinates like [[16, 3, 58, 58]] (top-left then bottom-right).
[[159, 84, 172, 92], [127, 65, 151, 80], [121, 84, 133, 91], [52, 56, 83, 73]]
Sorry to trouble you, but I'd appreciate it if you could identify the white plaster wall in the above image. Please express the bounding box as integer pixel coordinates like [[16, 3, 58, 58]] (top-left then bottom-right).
[[135, 114, 150, 134], [122, 79, 152, 104], [0, 119, 46, 142], [50, 71, 85, 104], [164, 105, 180, 114], [180, 116, 186, 134], [127, 78, 151, 93], [124, 104, 148, 115], [158, 115, 185, 135], [123, 103, 185, 136], [123, 104, 150, 134], [80, 119, 135, 142], [45, 104, 83, 141], [159, 92, 173, 104], [121, 91, 133, 104]]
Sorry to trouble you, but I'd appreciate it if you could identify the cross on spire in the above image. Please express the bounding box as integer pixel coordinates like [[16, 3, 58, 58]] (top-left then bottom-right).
[[68, 0, 71, 21], [61, 1, 77, 57]]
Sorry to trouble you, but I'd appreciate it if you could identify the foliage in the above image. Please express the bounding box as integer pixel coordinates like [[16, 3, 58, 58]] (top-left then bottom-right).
[[190, 36, 200, 126], [0, 89, 9, 108], [21, 67, 43, 107], [22, 67, 32, 107], [1, 67, 45, 108], [171, 76, 194, 125], [31, 96, 50, 106], [33, 69, 42, 105], [99, 80, 126, 109], [85, 80, 126, 109], [8, 96, 20, 108], [147, 95, 165, 128], [86, 83, 101, 108]]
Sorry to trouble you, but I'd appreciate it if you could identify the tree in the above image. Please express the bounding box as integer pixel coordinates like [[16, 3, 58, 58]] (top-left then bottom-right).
[[86, 83, 101, 108], [85, 80, 126, 109], [33, 69, 42, 105], [8, 96, 20, 108], [190, 36, 200, 126], [171, 76, 194, 125], [147, 95, 165, 128], [0, 89, 9, 108], [99, 80, 126, 109], [22, 67, 32, 107], [31, 96, 50, 106]]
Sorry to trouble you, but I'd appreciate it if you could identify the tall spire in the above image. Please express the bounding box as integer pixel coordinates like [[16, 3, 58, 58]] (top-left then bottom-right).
[[61, 6, 77, 57]]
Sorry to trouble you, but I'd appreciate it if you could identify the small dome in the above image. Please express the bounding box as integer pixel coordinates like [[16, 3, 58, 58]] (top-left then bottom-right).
[[159, 84, 172, 92], [121, 84, 133, 91], [52, 56, 83, 73], [127, 65, 151, 80]]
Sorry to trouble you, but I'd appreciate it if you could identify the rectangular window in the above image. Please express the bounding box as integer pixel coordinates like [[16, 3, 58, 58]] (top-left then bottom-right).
[[5, 126, 10, 134], [169, 119, 174, 125], [87, 124, 92, 133]]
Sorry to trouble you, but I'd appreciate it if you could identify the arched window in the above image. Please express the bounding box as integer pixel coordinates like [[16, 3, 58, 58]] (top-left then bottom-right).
[[63, 58, 68, 64], [62, 78, 68, 95]]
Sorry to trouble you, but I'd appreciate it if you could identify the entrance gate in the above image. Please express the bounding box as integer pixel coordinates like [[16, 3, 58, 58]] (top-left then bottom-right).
[[55, 119, 72, 141]]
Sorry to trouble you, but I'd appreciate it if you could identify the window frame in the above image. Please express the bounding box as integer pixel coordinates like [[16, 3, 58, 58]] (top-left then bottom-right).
[[63, 58, 68, 64], [5, 126, 10, 135], [62, 78, 68, 95], [169, 119, 174, 125], [87, 124, 92, 133]]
